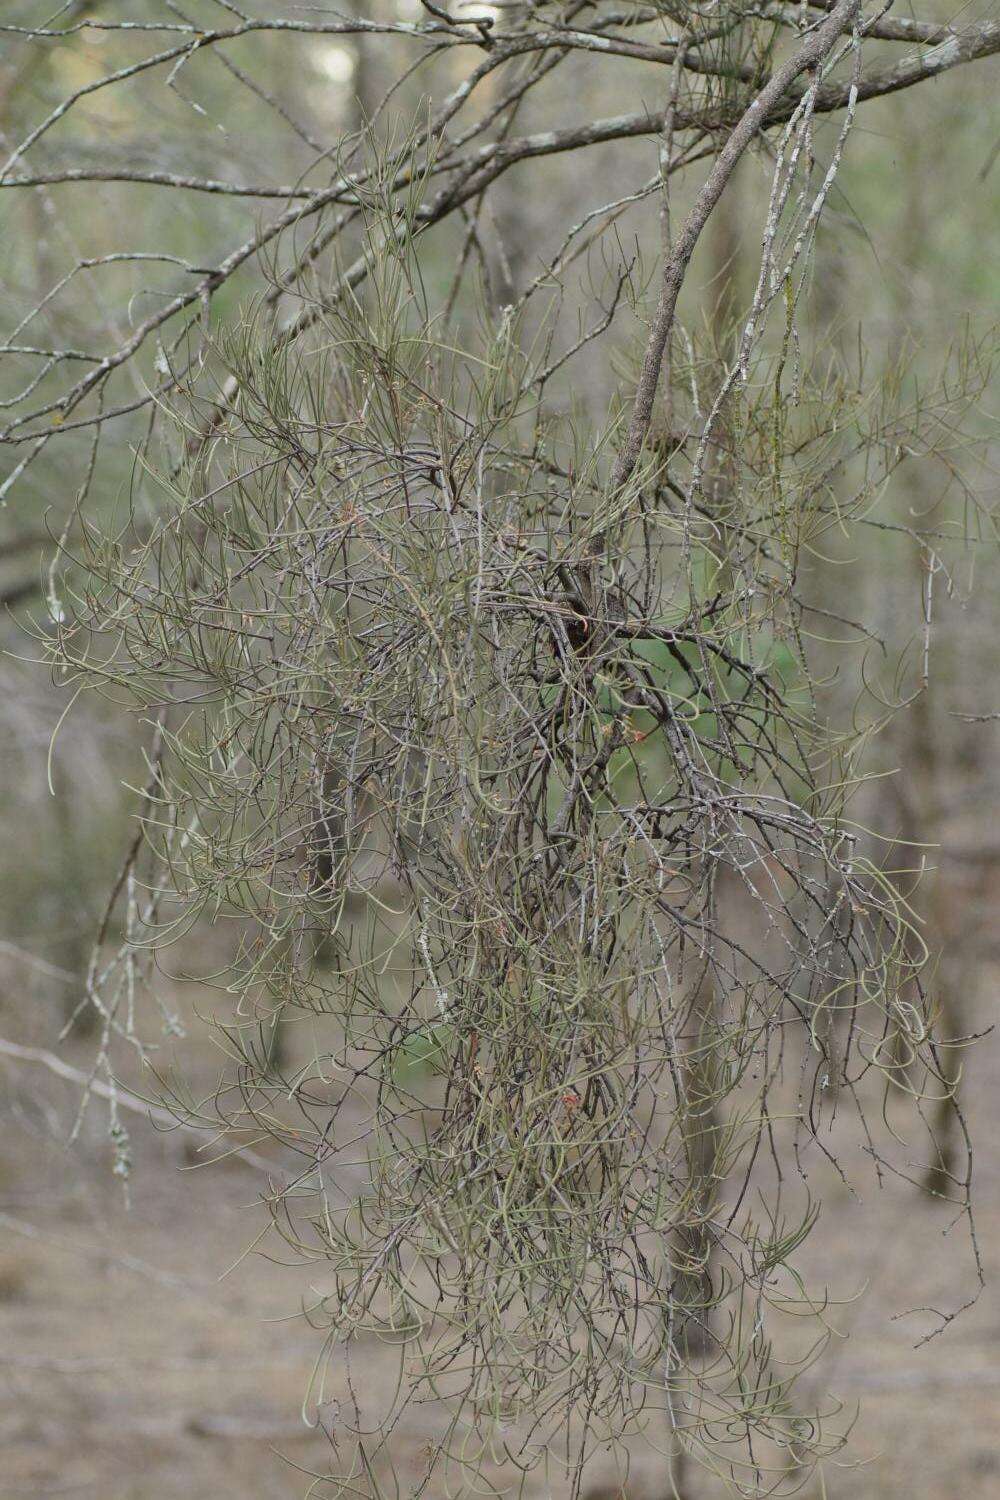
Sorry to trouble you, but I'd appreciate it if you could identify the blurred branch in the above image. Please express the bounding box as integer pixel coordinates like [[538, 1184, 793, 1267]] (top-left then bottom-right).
[[0, 1035, 275, 1175], [1, 167, 321, 197], [0, 939, 77, 983], [0, 1210, 225, 1297], [799, 0, 983, 46]]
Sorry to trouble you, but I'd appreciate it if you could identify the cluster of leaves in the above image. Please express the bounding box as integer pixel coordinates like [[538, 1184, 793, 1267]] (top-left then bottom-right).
[[43, 164, 974, 1495]]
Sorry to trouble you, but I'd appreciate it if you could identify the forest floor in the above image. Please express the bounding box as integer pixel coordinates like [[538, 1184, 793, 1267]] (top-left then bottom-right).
[[1, 950, 997, 1500]]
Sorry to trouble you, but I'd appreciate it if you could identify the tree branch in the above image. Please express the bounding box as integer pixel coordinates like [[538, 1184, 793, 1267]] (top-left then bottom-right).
[[608, 0, 863, 501]]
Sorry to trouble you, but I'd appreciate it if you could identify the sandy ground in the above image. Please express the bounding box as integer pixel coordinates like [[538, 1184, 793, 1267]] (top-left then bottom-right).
[[1, 965, 997, 1500]]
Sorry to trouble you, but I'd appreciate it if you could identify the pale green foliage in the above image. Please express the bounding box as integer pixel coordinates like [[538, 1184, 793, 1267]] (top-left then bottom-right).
[[46, 167, 978, 1495]]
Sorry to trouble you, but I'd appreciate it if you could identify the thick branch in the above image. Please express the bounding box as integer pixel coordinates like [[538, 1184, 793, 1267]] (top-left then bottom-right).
[[428, 19, 1000, 212], [801, 0, 972, 46]]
